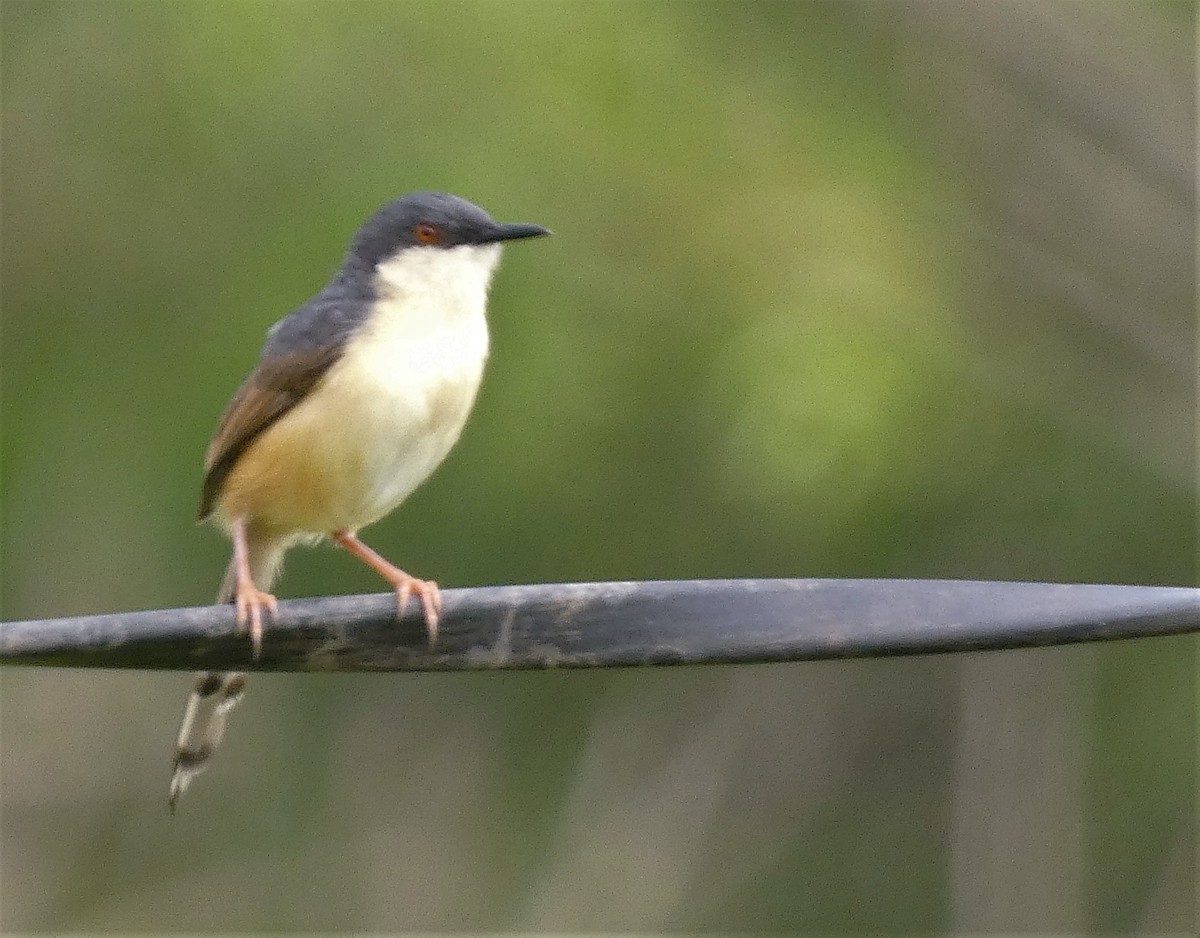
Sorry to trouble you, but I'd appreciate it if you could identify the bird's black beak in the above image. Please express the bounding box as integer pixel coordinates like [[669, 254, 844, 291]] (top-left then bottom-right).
[[489, 222, 551, 242]]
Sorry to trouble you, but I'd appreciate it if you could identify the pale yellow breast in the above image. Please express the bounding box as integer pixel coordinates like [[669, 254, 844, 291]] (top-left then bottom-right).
[[218, 251, 493, 536]]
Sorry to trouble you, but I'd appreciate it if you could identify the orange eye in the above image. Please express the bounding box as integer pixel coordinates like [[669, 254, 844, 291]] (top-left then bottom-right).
[[414, 223, 442, 244]]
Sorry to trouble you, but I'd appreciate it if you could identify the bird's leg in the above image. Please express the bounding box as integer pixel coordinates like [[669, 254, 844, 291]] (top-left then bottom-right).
[[231, 516, 277, 658], [332, 530, 441, 645]]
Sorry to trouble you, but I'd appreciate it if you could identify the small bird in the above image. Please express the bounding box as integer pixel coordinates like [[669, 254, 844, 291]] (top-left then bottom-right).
[[169, 192, 549, 809]]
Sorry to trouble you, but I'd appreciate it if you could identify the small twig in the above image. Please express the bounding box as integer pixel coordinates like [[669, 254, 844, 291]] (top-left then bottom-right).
[[0, 579, 1195, 672]]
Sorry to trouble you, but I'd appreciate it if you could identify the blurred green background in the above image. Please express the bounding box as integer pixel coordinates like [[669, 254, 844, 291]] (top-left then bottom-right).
[[1, 0, 1194, 933]]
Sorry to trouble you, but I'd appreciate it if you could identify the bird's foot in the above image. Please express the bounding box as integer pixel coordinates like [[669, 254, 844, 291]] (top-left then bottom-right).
[[331, 530, 441, 646], [391, 573, 442, 646], [234, 579, 278, 659]]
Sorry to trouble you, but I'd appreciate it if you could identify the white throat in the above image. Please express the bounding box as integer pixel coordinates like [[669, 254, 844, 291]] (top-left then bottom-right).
[[359, 242, 501, 395], [374, 243, 503, 331]]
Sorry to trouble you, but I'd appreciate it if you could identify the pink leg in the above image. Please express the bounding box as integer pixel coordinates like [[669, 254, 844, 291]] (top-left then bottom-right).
[[332, 530, 442, 645], [231, 516, 277, 658]]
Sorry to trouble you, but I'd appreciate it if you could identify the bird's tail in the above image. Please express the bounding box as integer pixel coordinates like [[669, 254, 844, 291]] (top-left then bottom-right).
[[168, 539, 285, 812]]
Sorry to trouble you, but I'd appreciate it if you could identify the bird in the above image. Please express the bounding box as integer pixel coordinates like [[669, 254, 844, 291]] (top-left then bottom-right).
[[168, 191, 549, 810]]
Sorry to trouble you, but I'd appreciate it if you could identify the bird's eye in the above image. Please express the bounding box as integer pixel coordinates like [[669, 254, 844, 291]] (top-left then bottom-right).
[[414, 223, 442, 245]]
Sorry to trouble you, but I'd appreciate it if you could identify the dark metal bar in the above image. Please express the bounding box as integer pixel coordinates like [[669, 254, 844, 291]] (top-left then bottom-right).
[[0, 579, 1196, 672]]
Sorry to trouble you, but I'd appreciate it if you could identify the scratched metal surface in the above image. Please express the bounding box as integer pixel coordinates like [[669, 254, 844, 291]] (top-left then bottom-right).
[[0, 579, 1196, 672]]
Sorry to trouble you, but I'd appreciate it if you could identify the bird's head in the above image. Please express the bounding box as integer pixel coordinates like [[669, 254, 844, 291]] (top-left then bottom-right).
[[347, 191, 549, 275]]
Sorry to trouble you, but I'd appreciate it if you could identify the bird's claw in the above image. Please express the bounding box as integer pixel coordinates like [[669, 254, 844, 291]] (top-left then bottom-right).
[[394, 576, 441, 646], [234, 581, 278, 659]]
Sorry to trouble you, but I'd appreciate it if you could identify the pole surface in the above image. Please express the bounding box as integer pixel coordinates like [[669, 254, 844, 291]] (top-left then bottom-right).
[[1, 579, 1196, 672]]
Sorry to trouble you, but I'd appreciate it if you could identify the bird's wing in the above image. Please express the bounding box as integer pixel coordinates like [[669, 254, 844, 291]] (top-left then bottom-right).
[[197, 342, 342, 521]]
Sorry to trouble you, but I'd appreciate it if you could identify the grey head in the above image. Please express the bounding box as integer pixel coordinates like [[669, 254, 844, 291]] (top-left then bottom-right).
[[259, 191, 547, 363], [346, 191, 550, 271]]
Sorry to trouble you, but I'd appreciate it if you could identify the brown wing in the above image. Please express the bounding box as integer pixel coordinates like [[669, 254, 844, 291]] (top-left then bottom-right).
[[197, 345, 341, 521]]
